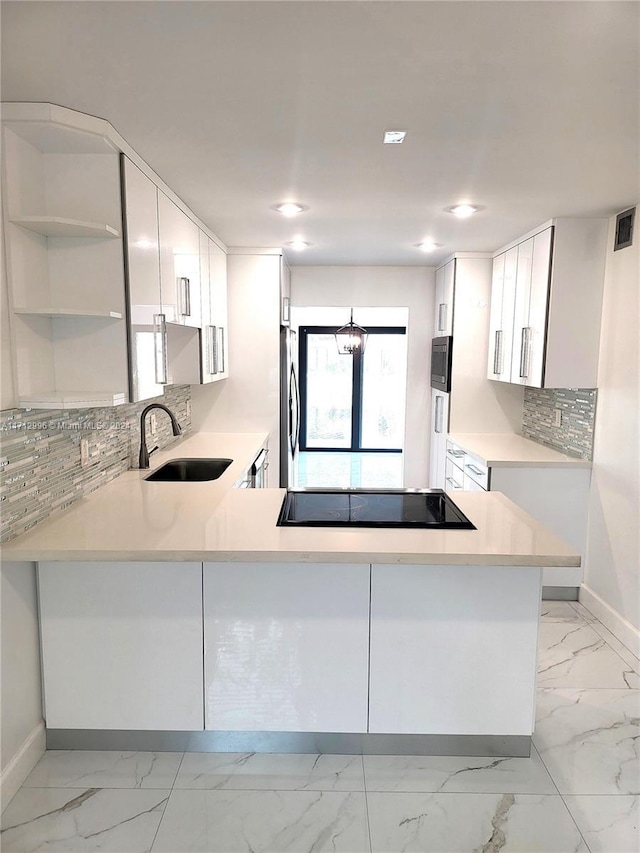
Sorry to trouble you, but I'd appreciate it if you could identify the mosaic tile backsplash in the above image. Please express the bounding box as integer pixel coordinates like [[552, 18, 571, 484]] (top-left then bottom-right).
[[0, 385, 191, 544], [522, 387, 597, 461]]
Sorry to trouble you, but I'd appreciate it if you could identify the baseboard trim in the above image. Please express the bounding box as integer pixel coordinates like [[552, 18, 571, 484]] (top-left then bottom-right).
[[580, 584, 640, 658], [1, 720, 45, 813], [46, 729, 531, 758], [542, 586, 579, 601]]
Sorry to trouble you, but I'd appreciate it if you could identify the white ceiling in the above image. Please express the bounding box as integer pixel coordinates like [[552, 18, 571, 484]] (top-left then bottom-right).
[[2, 1, 638, 265]]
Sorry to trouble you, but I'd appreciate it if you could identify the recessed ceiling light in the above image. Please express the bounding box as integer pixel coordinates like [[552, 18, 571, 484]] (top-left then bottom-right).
[[285, 239, 312, 251], [447, 204, 481, 217], [383, 131, 407, 144], [415, 241, 443, 253], [272, 202, 308, 217]]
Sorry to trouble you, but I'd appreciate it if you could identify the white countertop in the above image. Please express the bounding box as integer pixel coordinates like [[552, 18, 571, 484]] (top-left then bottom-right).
[[2, 431, 580, 567], [447, 433, 592, 468]]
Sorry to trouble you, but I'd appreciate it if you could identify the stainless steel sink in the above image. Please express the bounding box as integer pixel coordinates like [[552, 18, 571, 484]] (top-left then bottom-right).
[[145, 458, 233, 482]]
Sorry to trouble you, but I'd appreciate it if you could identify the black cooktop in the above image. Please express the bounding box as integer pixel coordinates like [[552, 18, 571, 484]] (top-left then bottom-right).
[[277, 489, 476, 529]]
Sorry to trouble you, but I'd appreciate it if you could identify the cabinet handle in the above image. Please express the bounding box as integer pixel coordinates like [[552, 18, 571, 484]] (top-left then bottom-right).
[[179, 277, 191, 317], [218, 327, 225, 374], [493, 330, 503, 375], [435, 395, 445, 434], [153, 314, 168, 385], [519, 327, 530, 378], [445, 476, 462, 489], [282, 296, 290, 324], [447, 448, 464, 458], [212, 326, 218, 376], [465, 463, 484, 476], [438, 303, 447, 332]]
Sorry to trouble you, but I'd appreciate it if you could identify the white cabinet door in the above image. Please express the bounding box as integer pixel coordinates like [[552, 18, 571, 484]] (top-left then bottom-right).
[[38, 562, 204, 731], [158, 192, 202, 328], [209, 238, 228, 379], [198, 234, 228, 383], [280, 255, 291, 326], [434, 259, 455, 335], [369, 563, 541, 735], [487, 247, 517, 382], [122, 157, 166, 402], [526, 227, 552, 387], [429, 390, 449, 489], [203, 562, 370, 733], [510, 228, 551, 388]]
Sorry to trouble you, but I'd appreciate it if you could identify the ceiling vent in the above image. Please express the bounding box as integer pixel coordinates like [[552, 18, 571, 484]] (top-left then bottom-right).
[[614, 207, 635, 251]]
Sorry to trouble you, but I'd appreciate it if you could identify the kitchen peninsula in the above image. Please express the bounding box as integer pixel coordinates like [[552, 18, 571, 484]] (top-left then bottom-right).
[[3, 432, 580, 758]]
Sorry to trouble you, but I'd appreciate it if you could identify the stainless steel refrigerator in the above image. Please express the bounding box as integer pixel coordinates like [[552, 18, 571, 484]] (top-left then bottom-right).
[[279, 326, 300, 487]]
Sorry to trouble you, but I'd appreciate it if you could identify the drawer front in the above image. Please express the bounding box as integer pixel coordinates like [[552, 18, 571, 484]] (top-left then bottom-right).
[[463, 472, 487, 492], [444, 457, 464, 491], [463, 454, 489, 489], [445, 440, 466, 467]]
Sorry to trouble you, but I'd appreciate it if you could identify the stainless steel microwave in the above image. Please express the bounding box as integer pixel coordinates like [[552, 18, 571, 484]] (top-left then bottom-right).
[[431, 336, 453, 392]]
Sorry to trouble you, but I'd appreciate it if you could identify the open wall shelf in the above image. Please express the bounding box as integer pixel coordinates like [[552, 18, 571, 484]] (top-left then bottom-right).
[[13, 307, 124, 320], [10, 216, 120, 238], [19, 390, 127, 410]]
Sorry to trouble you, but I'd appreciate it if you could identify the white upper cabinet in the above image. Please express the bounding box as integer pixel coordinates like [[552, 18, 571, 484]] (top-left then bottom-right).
[[158, 191, 202, 328], [122, 156, 166, 402], [510, 229, 552, 387], [2, 104, 230, 408], [1, 118, 129, 409], [434, 259, 455, 335], [489, 218, 608, 388], [487, 247, 517, 383], [280, 255, 291, 326], [199, 233, 228, 383]]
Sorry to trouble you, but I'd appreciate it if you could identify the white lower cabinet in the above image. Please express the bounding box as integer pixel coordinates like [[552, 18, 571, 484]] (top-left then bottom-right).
[[203, 562, 370, 733], [368, 563, 541, 736], [38, 561, 204, 731]]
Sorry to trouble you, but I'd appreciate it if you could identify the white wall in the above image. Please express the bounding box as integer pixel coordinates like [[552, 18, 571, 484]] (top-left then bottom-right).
[[582, 207, 640, 654], [292, 266, 434, 488], [1, 562, 45, 810]]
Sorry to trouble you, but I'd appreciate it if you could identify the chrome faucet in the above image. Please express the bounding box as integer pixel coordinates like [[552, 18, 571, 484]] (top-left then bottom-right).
[[138, 403, 182, 469]]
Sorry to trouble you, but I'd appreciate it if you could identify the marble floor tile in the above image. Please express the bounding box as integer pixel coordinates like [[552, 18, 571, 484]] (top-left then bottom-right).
[[363, 748, 556, 794], [571, 601, 600, 623], [537, 622, 640, 688], [564, 795, 640, 853], [366, 792, 588, 852], [533, 688, 640, 794], [540, 601, 588, 622], [0, 787, 169, 852], [174, 752, 365, 791], [586, 620, 640, 678], [151, 789, 370, 852], [23, 750, 184, 789]]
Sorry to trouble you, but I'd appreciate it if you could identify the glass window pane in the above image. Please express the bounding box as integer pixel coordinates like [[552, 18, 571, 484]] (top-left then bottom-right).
[[361, 334, 407, 449], [305, 333, 352, 448]]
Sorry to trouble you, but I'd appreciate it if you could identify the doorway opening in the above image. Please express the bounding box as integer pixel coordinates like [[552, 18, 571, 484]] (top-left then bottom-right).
[[296, 315, 407, 488]]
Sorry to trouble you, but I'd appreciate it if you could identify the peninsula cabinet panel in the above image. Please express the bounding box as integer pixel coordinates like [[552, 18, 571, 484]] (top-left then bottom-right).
[[368, 563, 541, 736], [38, 561, 204, 731], [203, 562, 370, 733]]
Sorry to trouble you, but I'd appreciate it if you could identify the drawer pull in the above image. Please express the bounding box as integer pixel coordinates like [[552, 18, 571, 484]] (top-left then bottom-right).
[[465, 463, 485, 477]]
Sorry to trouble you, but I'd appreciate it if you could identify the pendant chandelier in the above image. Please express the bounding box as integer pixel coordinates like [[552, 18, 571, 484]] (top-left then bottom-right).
[[335, 309, 368, 355]]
